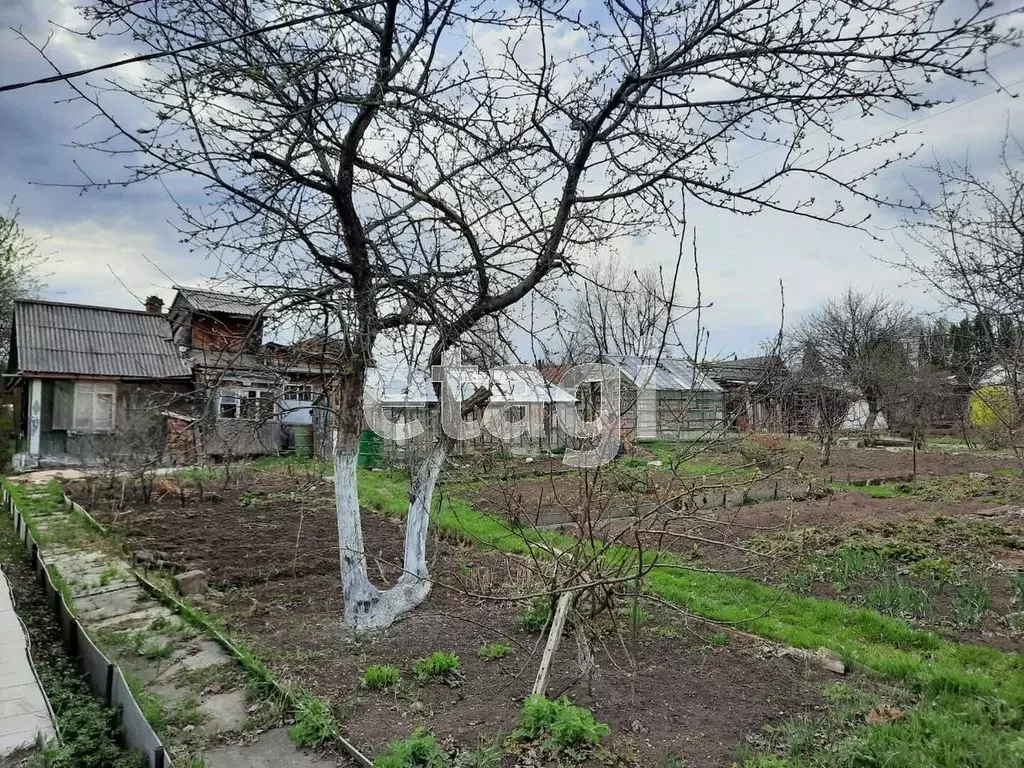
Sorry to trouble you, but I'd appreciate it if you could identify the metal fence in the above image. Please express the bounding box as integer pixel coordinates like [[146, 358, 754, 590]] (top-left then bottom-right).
[[2, 486, 172, 768]]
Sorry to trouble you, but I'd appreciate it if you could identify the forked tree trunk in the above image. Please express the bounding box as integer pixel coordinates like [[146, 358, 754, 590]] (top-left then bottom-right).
[[333, 372, 449, 632]]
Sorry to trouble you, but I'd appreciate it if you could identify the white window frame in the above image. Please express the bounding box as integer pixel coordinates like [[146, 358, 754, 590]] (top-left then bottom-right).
[[72, 381, 117, 433], [217, 383, 277, 421], [283, 384, 314, 402]]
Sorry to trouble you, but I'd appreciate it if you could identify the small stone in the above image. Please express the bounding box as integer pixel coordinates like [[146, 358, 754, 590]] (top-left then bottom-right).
[[134, 550, 155, 565], [814, 648, 846, 675], [175, 570, 208, 596], [969, 472, 989, 479], [647, 460, 663, 467]]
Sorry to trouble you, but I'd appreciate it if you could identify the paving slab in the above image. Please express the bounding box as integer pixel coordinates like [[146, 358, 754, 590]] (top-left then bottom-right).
[[203, 727, 336, 768], [0, 571, 55, 758]]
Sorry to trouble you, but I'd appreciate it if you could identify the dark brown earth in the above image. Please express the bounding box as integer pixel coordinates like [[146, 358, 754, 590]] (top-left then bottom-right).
[[68, 471, 833, 767]]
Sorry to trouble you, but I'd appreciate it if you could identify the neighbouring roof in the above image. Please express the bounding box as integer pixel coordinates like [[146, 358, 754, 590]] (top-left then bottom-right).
[[600, 354, 723, 392], [366, 365, 577, 406], [702, 356, 787, 384], [172, 286, 264, 317], [366, 366, 436, 405], [10, 299, 191, 379]]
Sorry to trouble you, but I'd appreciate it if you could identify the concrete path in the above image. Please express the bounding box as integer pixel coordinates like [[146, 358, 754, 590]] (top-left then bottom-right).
[[0, 569, 55, 757]]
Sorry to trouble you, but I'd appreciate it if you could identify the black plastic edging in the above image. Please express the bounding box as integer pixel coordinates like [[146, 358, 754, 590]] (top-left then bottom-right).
[[4, 484, 173, 768]]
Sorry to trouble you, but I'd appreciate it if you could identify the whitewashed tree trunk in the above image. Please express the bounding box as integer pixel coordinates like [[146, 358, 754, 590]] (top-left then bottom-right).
[[334, 429, 449, 633]]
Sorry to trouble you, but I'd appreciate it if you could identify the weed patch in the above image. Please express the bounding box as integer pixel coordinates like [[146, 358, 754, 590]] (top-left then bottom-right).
[[514, 695, 609, 756], [475, 643, 512, 661], [413, 651, 462, 685], [362, 664, 401, 690], [373, 728, 449, 768]]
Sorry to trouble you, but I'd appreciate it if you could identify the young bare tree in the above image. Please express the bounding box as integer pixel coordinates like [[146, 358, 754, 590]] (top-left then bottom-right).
[[44, 0, 1015, 630], [790, 288, 915, 437]]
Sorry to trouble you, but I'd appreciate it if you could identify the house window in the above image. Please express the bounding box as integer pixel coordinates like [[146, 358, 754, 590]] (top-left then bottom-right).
[[284, 385, 314, 402], [218, 386, 275, 421], [73, 381, 116, 432], [218, 393, 239, 419]]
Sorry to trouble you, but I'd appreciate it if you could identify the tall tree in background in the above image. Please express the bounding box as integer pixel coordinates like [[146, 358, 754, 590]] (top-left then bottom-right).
[[53, 0, 1015, 630], [791, 289, 914, 434], [568, 256, 686, 360], [0, 207, 42, 368]]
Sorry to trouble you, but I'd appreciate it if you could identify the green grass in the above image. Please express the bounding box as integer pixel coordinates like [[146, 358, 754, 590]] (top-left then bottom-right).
[[412, 651, 461, 684], [373, 728, 449, 768], [288, 695, 338, 747], [954, 581, 992, 630], [514, 695, 609, 754], [361, 664, 401, 690], [865, 577, 933, 620], [476, 642, 512, 661], [831, 481, 913, 499]]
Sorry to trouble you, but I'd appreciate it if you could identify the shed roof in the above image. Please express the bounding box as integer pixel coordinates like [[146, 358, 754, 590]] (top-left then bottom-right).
[[600, 355, 722, 392], [10, 299, 191, 379], [172, 286, 264, 317], [702, 356, 787, 384]]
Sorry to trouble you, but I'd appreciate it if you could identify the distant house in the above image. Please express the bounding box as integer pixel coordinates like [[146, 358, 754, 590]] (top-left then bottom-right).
[[167, 287, 333, 458], [701, 356, 788, 431], [598, 355, 725, 442], [5, 298, 192, 469]]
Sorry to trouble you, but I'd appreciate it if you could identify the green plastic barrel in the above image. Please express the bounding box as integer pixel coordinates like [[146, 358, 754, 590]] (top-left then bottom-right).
[[292, 425, 313, 458], [358, 429, 381, 468]]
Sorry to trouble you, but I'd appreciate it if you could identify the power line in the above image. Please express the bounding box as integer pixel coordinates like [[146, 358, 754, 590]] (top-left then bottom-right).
[[0, 6, 362, 94]]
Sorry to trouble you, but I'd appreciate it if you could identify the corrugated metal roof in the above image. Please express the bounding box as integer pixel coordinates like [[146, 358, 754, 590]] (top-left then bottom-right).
[[703, 356, 787, 384], [172, 286, 264, 317], [601, 355, 722, 392], [366, 366, 436, 405], [445, 366, 577, 404], [12, 299, 191, 379], [366, 365, 577, 405]]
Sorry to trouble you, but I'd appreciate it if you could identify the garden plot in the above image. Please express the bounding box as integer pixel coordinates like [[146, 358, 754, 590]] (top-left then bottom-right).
[[62, 448, 1024, 767], [67, 466, 835, 767]]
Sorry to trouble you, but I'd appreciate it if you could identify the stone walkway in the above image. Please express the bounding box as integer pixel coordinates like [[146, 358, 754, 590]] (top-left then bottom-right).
[[16, 487, 332, 767], [0, 569, 55, 757]]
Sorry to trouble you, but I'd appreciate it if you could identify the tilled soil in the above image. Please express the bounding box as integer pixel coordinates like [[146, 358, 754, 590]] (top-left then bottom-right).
[[68, 474, 833, 767]]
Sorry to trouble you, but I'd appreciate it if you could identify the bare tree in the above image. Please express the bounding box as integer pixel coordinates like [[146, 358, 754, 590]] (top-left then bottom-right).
[[44, 0, 1015, 630], [569, 256, 685, 359], [784, 340, 852, 465], [790, 288, 914, 436], [896, 137, 1024, 451], [0, 205, 43, 368]]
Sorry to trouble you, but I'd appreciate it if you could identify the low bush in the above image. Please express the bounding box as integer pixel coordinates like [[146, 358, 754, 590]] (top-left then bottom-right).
[[412, 651, 461, 684], [374, 728, 449, 768], [514, 694, 609, 754], [362, 664, 401, 690]]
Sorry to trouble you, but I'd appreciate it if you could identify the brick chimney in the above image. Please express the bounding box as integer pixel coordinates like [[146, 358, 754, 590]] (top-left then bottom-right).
[[144, 295, 165, 314]]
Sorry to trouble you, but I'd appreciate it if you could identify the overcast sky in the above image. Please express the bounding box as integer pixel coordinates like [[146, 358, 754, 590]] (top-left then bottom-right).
[[1, 0, 1023, 360]]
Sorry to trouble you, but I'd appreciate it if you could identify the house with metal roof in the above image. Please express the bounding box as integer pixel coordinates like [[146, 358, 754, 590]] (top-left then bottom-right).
[[5, 298, 192, 468], [598, 354, 726, 441]]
